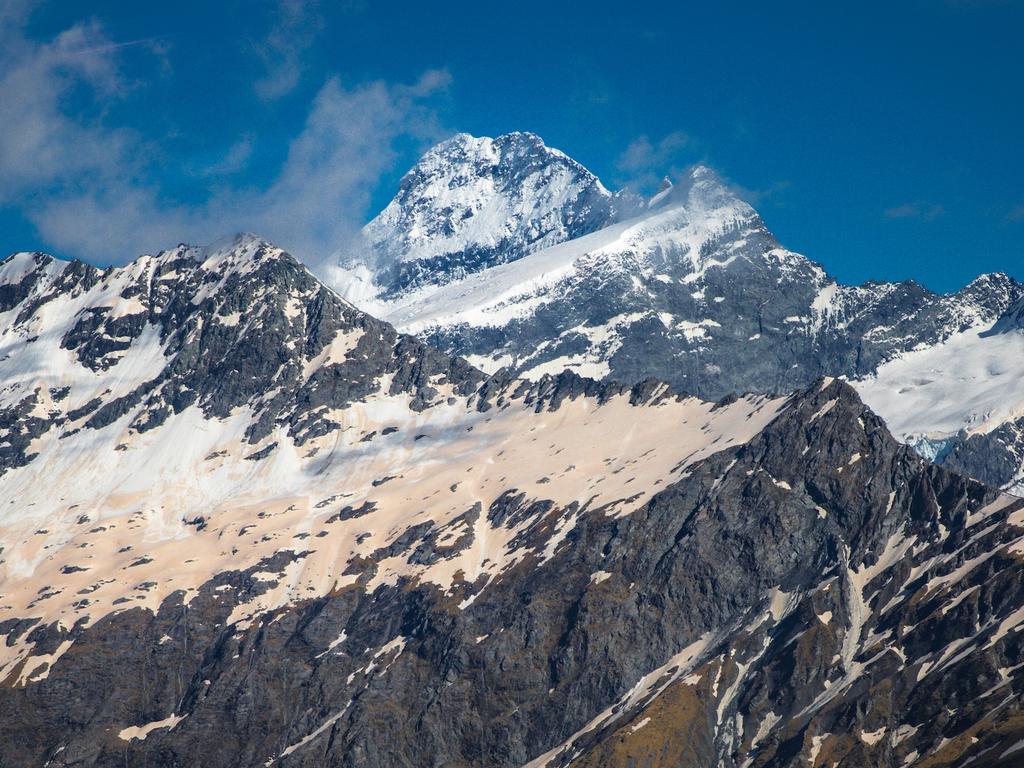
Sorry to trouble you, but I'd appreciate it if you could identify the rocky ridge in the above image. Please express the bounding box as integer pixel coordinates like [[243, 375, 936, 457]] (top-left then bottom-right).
[[1, 239, 1024, 766]]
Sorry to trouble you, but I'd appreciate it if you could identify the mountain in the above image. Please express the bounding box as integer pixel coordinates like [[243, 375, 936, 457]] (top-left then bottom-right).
[[337, 131, 619, 302], [4, 238, 1024, 766], [334, 133, 1024, 493], [0, 235, 481, 478]]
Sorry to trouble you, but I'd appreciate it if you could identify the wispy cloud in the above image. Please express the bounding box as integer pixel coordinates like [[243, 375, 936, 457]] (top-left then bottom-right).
[[27, 72, 451, 271], [61, 35, 167, 58], [252, 0, 325, 101], [883, 201, 945, 222], [0, 6, 451, 274], [723, 179, 792, 208], [0, 18, 136, 202], [614, 131, 690, 193], [200, 135, 255, 177], [221, 70, 451, 270], [1005, 204, 1024, 223]]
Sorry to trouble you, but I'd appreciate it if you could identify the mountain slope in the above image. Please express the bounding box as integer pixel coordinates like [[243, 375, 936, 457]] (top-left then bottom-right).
[[3, 239, 1024, 766], [332, 133, 1024, 493], [0, 236, 481, 467], [338, 136, 1021, 400]]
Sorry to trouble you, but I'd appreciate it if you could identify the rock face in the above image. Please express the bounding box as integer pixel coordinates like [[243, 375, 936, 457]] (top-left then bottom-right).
[[4, 239, 1024, 767], [987, 294, 1024, 335], [333, 132, 1024, 492]]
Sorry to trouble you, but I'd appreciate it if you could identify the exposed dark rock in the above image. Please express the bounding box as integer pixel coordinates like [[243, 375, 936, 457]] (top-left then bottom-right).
[[3, 381, 1023, 767]]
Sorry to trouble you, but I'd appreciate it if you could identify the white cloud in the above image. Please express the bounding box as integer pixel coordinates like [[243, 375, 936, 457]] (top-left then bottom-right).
[[0, 6, 452, 275], [200, 135, 255, 177], [616, 131, 689, 173], [883, 201, 945, 222], [0, 17, 131, 201], [223, 71, 451, 271], [252, 0, 325, 101], [614, 131, 690, 194]]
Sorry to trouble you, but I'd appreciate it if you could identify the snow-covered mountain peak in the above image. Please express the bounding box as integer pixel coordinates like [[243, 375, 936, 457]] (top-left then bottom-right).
[[329, 133, 822, 389], [331, 132, 773, 317], [963, 270, 1014, 289], [2, 235, 293, 299], [0, 252, 61, 293], [672, 164, 751, 214], [954, 271, 1024, 319], [414, 130, 562, 172], [343, 131, 616, 297], [145, 233, 296, 277], [627, 166, 758, 244], [1, 251, 52, 278], [683, 163, 724, 190]]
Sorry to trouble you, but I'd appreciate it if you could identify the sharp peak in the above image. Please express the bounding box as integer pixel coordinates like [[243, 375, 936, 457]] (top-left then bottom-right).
[[162, 231, 275, 255], [3, 248, 103, 267], [637, 164, 735, 197], [150, 233, 279, 260], [391, 130, 608, 205], [688, 163, 718, 178], [420, 130, 576, 167], [3, 233, 293, 274], [436, 130, 548, 148], [684, 163, 734, 190], [960, 271, 1020, 289], [95, 233, 306, 282], [2, 250, 55, 265], [638, 163, 751, 214]]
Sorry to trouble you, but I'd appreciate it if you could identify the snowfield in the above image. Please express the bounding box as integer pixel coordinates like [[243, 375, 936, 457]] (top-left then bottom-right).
[[854, 323, 1024, 443]]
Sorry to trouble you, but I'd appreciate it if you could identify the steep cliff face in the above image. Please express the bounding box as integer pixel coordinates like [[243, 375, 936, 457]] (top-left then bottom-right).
[[528, 380, 1024, 768], [2, 233, 1024, 767]]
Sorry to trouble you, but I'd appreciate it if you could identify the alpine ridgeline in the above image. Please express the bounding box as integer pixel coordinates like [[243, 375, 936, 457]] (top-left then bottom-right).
[[335, 132, 1024, 493], [2, 236, 1024, 767]]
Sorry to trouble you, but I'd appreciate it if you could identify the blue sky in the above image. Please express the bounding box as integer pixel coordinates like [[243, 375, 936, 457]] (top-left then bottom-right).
[[1, 0, 1021, 292]]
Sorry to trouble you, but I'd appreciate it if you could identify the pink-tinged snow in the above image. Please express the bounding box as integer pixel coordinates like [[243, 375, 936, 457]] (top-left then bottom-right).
[[118, 714, 187, 742], [0, 380, 785, 684]]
